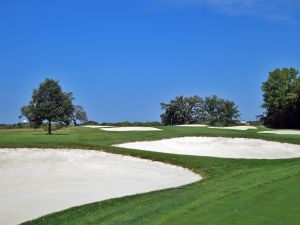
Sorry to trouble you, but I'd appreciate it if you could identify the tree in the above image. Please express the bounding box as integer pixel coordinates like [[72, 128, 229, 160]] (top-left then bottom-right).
[[203, 95, 240, 126], [160, 96, 204, 125], [20, 104, 43, 129], [21, 79, 75, 134], [160, 95, 240, 126], [261, 67, 300, 128], [72, 105, 88, 126]]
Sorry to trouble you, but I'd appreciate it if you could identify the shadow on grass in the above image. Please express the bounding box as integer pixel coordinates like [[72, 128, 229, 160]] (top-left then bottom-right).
[[33, 133, 70, 136]]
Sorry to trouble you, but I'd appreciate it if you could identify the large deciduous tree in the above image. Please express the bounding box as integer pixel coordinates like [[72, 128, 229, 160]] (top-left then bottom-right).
[[160, 95, 240, 126], [21, 79, 87, 134], [261, 67, 300, 128], [204, 95, 240, 126], [160, 96, 204, 125]]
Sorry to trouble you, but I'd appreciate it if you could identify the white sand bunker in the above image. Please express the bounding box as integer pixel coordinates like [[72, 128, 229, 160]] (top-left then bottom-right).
[[208, 126, 257, 131], [258, 130, 300, 135], [101, 127, 162, 131], [114, 137, 300, 159], [0, 149, 200, 225], [83, 125, 113, 128], [176, 124, 207, 127]]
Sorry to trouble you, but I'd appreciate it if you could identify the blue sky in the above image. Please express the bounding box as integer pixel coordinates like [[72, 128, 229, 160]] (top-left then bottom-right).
[[1, 0, 300, 123]]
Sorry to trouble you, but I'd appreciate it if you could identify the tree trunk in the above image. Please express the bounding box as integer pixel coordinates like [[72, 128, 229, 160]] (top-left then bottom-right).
[[48, 120, 52, 135]]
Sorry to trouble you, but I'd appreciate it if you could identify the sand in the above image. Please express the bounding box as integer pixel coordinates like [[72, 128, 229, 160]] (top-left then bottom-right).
[[0, 148, 200, 225], [100, 127, 162, 131], [176, 124, 208, 127], [258, 130, 300, 135], [114, 137, 300, 159], [208, 126, 257, 130], [83, 125, 113, 128]]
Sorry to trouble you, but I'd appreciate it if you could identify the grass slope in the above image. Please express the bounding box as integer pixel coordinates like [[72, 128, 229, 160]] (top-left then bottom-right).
[[0, 126, 300, 225]]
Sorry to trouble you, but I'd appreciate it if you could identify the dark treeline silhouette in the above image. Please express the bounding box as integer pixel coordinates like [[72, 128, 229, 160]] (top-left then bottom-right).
[[160, 95, 240, 126], [260, 67, 300, 129]]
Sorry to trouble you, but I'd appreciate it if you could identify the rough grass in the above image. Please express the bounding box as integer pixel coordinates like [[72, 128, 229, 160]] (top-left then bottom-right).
[[1, 126, 300, 225]]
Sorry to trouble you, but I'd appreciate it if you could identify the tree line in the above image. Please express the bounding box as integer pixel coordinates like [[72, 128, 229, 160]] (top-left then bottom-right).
[[160, 67, 300, 129], [21, 67, 300, 134], [260, 67, 300, 129], [160, 95, 240, 126]]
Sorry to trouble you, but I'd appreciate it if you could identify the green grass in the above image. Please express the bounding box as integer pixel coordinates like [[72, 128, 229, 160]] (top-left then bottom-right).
[[1, 126, 300, 225]]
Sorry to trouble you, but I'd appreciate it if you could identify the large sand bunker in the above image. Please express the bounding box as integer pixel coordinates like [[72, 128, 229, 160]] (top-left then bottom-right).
[[208, 126, 257, 130], [114, 137, 300, 159], [101, 127, 162, 131], [258, 130, 300, 135], [0, 149, 200, 225]]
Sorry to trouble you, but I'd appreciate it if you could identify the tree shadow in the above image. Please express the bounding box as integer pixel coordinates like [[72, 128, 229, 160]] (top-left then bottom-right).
[[33, 133, 70, 136]]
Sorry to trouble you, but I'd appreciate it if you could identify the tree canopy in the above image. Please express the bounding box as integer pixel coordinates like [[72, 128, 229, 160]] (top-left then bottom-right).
[[261, 67, 300, 128], [203, 95, 240, 126], [160, 96, 203, 125], [160, 95, 240, 126], [21, 79, 88, 134], [72, 105, 88, 126]]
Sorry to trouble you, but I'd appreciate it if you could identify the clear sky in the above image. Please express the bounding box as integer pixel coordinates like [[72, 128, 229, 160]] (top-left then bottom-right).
[[1, 0, 300, 123]]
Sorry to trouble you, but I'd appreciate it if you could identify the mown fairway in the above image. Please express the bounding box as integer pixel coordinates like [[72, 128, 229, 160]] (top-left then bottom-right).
[[1, 126, 300, 225]]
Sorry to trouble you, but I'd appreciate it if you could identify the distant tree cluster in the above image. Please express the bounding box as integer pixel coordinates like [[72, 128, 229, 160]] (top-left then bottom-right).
[[260, 67, 300, 128], [19, 67, 300, 132], [160, 95, 240, 126], [21, 79, 88, 134], [0, 123, 31, 130]]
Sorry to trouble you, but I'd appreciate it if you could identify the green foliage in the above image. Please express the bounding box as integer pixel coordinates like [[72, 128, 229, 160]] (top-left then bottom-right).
[[204, 95, 240, 126], [0, 123, 31, 129], [72, 105, 88, 126], [248, 120, 263, 126], [20, 104, 43, 129], [161, 96, 203, 125], [81, 120, 99, 125], [160, 95, 240, 126], [21, 79, 78, 134], [261, 67, 300, 128]]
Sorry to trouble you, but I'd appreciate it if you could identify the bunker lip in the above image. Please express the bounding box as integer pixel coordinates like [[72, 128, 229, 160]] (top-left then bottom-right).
[[258, 130, 300, 135], [176, 124, 208, 127], [114, 136, 300, 159], [83, 125, 113, 128], [0, 148, 200, 225], [100, 127, 162, 131], [208, 126, 257, 130]]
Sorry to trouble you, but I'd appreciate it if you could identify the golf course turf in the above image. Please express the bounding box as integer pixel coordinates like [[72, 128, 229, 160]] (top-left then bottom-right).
[[1, 126, 300, 225]]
